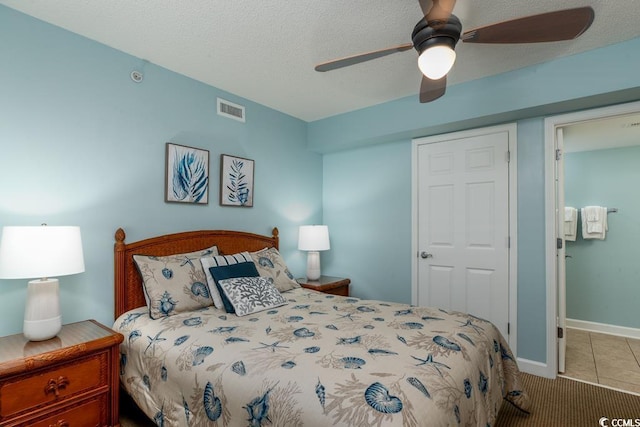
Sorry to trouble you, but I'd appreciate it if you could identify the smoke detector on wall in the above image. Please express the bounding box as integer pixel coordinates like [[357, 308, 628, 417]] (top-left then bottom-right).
[[130, 70, 144, 83]]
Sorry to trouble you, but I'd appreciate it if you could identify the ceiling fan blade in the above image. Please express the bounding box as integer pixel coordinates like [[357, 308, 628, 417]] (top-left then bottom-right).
[[462, 6, 595, 44], [420, 75, 446, 103], [315, 43, 413, 72], [419, 0, 457, 22]]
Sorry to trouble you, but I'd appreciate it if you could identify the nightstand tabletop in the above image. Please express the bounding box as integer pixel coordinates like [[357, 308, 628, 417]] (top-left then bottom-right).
[[0, 319, 123, 377], [297, 275, 351, 294]]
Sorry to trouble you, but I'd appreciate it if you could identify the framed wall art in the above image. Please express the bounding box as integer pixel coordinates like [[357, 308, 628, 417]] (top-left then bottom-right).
[[220, 154, 254, 207], [165, 143, 209, 204]]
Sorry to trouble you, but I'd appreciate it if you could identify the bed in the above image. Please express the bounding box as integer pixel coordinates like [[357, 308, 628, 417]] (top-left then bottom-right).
[[113, 227, 529, 426]]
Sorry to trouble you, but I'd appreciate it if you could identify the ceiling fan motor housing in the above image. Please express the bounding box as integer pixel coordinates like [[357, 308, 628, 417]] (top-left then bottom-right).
[[412, 15, 462, 54]]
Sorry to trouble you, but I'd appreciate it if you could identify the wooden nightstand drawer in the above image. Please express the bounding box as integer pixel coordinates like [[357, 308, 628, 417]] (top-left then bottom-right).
[[14, 394, 104, 427], [298, 276, 350, 296], [0, 352, 107, 418]]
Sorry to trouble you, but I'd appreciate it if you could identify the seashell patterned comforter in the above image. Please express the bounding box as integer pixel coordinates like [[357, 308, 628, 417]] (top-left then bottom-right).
[[114, 288, 529, 426]]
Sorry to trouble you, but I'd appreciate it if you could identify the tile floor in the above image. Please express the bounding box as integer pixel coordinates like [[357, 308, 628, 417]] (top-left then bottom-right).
[[562, 327, 640, 394]]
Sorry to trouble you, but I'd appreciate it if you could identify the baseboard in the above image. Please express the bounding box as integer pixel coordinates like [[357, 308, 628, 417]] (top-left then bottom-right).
[[517, 357, 554, 379], [566, 318, 640, 339]]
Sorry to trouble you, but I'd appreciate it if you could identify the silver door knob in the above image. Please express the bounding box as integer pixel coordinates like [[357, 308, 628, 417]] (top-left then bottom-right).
[[420, 252, 433, 259]]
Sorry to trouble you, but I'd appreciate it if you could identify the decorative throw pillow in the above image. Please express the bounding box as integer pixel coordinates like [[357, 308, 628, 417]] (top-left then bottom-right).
[[219, 276, 287, 316], [208, 261, 260, 313], [133, 246, 218, 319], [200, 252, 255, 310], [250, 247, 300, 292]]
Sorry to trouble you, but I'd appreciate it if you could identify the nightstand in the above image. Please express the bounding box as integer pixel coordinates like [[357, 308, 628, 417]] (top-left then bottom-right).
[[297, 275, 351, 296], [0, 319, 124, 427]]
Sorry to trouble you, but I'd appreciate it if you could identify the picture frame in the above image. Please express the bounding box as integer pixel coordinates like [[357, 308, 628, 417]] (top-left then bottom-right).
[[220, 154, 254, 207], [165, 143, 209, 204]]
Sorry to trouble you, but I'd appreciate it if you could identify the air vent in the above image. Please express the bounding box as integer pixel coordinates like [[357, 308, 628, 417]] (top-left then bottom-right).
[[217, 98, 245, 123]]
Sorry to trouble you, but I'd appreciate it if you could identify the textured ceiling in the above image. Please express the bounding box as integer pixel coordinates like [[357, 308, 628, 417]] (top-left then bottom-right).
[[2, 0, 640, 121]]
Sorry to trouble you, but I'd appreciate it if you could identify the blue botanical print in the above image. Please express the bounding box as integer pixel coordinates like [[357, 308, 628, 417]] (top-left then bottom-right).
[[225, 159, 250, 205], [171, 147, 208, 203]]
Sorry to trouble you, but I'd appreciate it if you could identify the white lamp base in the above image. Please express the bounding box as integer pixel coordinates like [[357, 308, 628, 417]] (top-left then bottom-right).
[[306, 251, 321, 281], [23, 278, 62, 341]]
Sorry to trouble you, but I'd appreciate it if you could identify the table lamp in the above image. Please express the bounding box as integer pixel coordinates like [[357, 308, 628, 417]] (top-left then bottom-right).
[[298, 225, 330, 281], [0, 225, 85, 341]]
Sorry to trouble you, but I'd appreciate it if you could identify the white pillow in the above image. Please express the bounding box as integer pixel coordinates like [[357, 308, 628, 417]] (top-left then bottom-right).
[[219, 276, 287, 316], [200, 252, 253, 309]]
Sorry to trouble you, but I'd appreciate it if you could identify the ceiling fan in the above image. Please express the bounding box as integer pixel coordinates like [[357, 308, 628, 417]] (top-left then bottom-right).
[[315, 0, 595, 103]]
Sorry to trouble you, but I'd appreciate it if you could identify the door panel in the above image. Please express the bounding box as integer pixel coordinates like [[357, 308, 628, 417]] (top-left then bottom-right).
[[415, 130, 510, 338]]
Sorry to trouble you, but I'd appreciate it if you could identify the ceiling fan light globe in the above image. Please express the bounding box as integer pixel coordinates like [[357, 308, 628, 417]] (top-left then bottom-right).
[[418, 45, 456, 80]]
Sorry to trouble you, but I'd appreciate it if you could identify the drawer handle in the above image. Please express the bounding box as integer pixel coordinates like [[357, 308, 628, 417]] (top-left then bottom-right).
[[44, 376, 70, 397], [48, 420, 69, 427]]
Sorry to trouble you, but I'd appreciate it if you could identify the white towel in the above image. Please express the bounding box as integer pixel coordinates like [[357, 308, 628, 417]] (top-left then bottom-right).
[[564, 207, 578, 241], [581, 206, 608, 240]]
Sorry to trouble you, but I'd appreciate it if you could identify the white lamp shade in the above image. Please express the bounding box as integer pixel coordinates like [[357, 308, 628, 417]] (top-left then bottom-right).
[[417, 45, 457, 80], [298, 225, 330, 251], [0, 226, 85, 279]]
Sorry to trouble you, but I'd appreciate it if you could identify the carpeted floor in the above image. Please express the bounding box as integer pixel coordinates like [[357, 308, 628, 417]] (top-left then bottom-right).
[[121, 373, 640, 426], [496, 373, 640, 426]]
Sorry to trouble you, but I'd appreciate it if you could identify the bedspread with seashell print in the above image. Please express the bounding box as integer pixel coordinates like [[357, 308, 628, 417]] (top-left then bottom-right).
[[115, 288, 529, 426]]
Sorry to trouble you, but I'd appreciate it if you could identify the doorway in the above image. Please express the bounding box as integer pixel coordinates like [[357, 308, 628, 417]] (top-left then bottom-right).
[[544, 100, 640, 381], [411, 123, 518, 352]]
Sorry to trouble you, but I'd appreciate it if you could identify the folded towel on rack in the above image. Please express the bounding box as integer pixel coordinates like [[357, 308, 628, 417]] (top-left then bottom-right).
[[581, 206, 608, 240], [564, 207, 578, 241]]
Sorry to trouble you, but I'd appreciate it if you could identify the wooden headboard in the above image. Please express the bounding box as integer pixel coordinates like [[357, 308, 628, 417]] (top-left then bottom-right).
[[114, 227, 279, 318]]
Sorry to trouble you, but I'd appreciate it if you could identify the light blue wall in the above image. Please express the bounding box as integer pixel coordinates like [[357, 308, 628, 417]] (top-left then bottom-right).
[[323, 141, 412, 303], [0, 6, 322, 337], [565, 146, 640, 329]]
